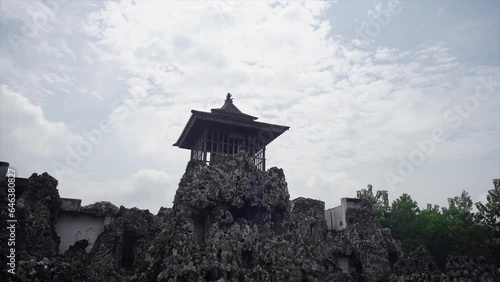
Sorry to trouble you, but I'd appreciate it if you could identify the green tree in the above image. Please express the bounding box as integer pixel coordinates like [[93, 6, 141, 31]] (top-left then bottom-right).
[[378, 184, 499, 268], [386, 194, 420, 252], [419, 190, 493, 268], [475, 179, 500, 231], [475, 179, 500, 264], [416, 209, 451, 269], [357, 184, 389, 213], [448, 190, 473, 211], [443, 193, 490, 259]]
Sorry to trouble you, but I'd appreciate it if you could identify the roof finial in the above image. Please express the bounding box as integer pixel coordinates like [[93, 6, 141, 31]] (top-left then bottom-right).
[[225, 93, 233, 103]]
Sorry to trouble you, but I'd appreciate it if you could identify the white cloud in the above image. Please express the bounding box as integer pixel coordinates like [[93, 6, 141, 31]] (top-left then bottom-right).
[[0, 1, 497, 212], [58, 168, 176, 212], [80, 1, 499, 210], [0, 85, 81, 158]]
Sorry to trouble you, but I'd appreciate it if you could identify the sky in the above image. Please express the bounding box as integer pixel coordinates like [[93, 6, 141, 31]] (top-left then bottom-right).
[[0, 0, 499, 213]]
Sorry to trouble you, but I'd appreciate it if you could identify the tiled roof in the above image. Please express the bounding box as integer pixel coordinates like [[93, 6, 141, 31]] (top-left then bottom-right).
[[210, 93, 258, 121]]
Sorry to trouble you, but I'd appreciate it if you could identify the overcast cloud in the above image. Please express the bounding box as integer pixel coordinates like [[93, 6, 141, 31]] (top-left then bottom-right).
[[0, 0, 498, 213]]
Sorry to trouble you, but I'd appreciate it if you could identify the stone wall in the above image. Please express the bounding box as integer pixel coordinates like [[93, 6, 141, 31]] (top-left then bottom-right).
[[446, 255, 499, 281], [134, 154, 403, 281], [2, 156, 498, 282], [0, 173, 61, 280], [60, 198, 81, 212]]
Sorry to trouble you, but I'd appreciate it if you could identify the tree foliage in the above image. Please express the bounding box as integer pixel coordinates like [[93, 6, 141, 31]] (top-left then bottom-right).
[[357, 184, 389, 214], [448, 190, 473, 211], [475, 179, 500, 231], [385, 194, 421, 254], [366, 180, 500, 269], [475, 179, 500, 263]]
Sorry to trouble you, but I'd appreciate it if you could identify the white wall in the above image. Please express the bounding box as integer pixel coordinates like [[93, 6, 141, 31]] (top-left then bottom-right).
[[55, 214, 105, 254], [325, 205, 345, 231]]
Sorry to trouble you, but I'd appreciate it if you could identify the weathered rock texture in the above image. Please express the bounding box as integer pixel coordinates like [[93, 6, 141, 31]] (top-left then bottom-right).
[[85, 206, 162, 281], [389, 246, 442, 282], [136, 154, 402, 281], [0, 173, 61, 281], [16, 173, 61, 260], [445, 255, 500, 282], [3, 155, 498, 281], [141, 156, 298, 281], [331, 200, 403, 281], [80, 201, 119, 216]]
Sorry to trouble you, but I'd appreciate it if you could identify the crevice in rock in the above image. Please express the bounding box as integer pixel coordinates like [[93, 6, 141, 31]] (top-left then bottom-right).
[[271, 208, 284, 235], [388, 250, 399, 270], [310, 222, 317, 236], [121, 230, 138, 270], [354, 258, 363, 274], [229, 204, 266, 224], [191, 208, 207, 244], [242, 249, 253, 268]]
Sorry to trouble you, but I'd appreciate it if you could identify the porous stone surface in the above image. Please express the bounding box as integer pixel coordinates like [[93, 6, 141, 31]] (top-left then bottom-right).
[[332, 200, 403, 281], [389, 246, 441, 282], [0, 172, 62, 281], [6, 155, 497, 281], [156, 207, 172, 224], [80, 201, 119, 216], [140, 156, 297, 281], [85, 206, 163, 282], [16, 173, 61, 260], [445, 255, 500, 282], [0, 172, 162, 282], [137, 154, 402, 282], [388, 247, 500, 282]]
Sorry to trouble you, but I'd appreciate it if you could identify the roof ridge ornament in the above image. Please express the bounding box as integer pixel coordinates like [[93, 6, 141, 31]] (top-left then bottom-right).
[[225, 93, 233, 103]]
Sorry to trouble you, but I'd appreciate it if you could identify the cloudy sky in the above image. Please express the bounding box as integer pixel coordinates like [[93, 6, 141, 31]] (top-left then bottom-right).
[[0, 0, 498, 213]]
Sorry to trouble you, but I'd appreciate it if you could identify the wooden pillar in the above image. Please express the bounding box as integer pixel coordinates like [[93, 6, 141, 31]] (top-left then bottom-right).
[[211, 128, 215, 154], [202, 129, 207, 162], [262, 147, 266, 171]]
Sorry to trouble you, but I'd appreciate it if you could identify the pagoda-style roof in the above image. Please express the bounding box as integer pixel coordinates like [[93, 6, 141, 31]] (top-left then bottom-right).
[[173, 93, 289, 149], [210, 93, 258, 121]]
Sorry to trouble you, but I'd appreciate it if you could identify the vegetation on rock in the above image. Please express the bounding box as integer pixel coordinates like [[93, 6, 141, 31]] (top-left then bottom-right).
[[0, 157, 498, 281], [359, 179, 500, 275]]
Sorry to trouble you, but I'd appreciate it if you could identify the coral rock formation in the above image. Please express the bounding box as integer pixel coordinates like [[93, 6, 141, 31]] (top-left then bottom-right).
[[3, 155, 498, 281], [139, 154, 402, 281], [445, 255, 499, 282], [389, 246, 441, 282]]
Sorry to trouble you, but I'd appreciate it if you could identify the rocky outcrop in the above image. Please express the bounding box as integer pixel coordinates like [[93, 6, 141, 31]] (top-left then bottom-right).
[[137, 154, 402, 281], [0, 173, 62, 281], [0, 155, 402, 282], [140, 156, 297, 281], [7, 154, 496, 281], [84, 206, 163, 282], [80, 201, 119, 216], [332, 200, 403, 281], [0, 172, 162, 282], [16, 173, 61, 260], [389, 246, 442, 282], [445, 255, 500, 282], [388, 247, 500, 282], [156, 207, 172, 224]]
